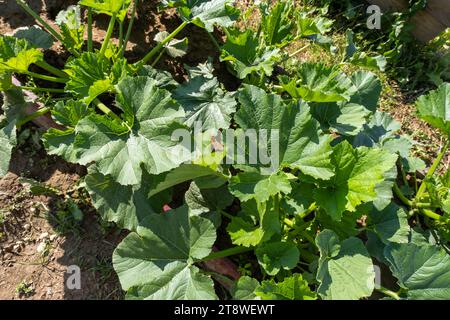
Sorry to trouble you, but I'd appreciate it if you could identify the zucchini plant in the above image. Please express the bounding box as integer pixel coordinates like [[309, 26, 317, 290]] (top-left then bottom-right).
[[1, 0, 450, 300]]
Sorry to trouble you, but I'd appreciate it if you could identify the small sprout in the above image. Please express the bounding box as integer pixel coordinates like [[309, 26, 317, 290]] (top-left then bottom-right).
[[16, 281, 35, 297]]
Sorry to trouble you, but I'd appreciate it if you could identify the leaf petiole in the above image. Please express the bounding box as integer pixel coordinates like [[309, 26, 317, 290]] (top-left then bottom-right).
[[415, 139, 450, 201], [15, 0, 79, 57], [393, 184, 413, 207], [93, 99, 122, 123], [134, 20, 189, 71], [100, 14, 117, 56], [87, 8, 93, 52], [198, 246, 253, 262], [16, 85, 65, 93], [420, 208, 449, 223], [122, 0, 139, 55], [375, 286, 401, 300], [16, 106, 51, 128], [25, 71, 68, 83], [34, 60, 68, 78]]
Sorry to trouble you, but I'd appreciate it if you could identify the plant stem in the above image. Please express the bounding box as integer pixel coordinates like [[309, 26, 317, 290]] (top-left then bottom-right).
[[123, 0, 139, 55], [375, 286, 400, 300], [206, 31, 221, 51], [151, 48, 166, 67], [420, 208, 448, 223], [299, 203, 318, 219], [199, 246, 253, 262], [415, 139, 450, 201], [218, 210, 234, 220], [25, 71, 68, 83], [134, 21, 189, 71], [279, 44, 311, 63], [284, 218, 295, 228], [17, 86, 65, 93], [15, 0, 78, 57], [393, 184, 413, 207], [119, 20, 124, 50], [87, 8, 93, 52], [93, 99, 122, 123], [16, 0, 63, 43], [34, 60, 68, 78], [299, 248, 316, 263], [16, 107, 51, 128], [100, 14, 117, 56]]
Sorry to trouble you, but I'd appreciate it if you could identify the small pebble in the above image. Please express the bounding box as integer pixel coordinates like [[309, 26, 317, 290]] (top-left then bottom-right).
[[36, 242, 47, 254], [23, 224, 31, 231], [39, 232, 49, 240], [49, 234, 57, 242]]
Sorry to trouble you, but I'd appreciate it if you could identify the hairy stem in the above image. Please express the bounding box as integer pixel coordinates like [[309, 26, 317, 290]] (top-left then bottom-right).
[[100, 14, 117, 56], [199, 246, 253, 262], [375, 286, 400, 300], [415, 139, 450, 201], [34, 60, 68, 78], [16, 107, 51, 128], [119, 20, 124, 50], [299, 203, 318, 219], [17, 86, 65, 93], [25, 71, 68, 83], [15, 0, 78, 56], [206, 31, 221, 51], [123, 0, 139, 55], [420, 208, 448, 223], [393, 184, 413, 207], [93, 99, 122, 123], [134, 21, 189, 71], [151, 48, 166, 67], [87, 8, 93, 52]]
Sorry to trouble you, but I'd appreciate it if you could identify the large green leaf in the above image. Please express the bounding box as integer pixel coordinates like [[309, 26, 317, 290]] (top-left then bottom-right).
[[84, 170, 164, 231], [313, 140, 397, 220], [227, 198, 281, 247], [43, 100, 93, 162], [279, 63, 353, 102], [0, 36, 42, 73], [228, 171, 292, 203], [385, 243, 450, 299], [297, 12, 332, 37], [416, 83, 450, 135], [113, 205, 218, 300], [79, 0, 131, 21], [316, 230, 375, 300], [64, 52, 127, 102], [235, 85, 334, 179], [70, 76, 191, 185], [255, 274, 317, 300], [173, 76, 236, 130], [233, 276, 260, 300], [85, 162, 226, 230], [311, 102, 371, 136], [220, 29, 281, 79], [163, 0, 239, 32], [368, 203, 410, 245], [13, 26, 54, 50], [255, 241, 300, 275], [260, 0, 295, 46], [148, 163, 229, 197], [348, 71, 382, 111], [184, 181, 233, 215]]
